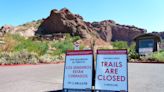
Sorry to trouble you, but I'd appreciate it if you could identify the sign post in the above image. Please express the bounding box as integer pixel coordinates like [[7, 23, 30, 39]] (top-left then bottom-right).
[[95, 50, 128, 92], [63, 50, 93, 92]]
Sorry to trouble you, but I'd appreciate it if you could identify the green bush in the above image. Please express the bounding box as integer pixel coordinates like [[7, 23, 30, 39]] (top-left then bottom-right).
[[2, 34, 48, 55], [112, 41, 128, 49], [53, 40, 74, 53], [148, 51, 164, 62], [72, 36, 81, 42], [112, 41, 140, 60], [128, 43, 140, 59], [27, 41, 48, 56], [80, 45, 85, 50], [13, 40, 31, 51], [50, 34, 80, 55], [52, 49, 63, 56], [65, 33, 72, 41], [14, 40, 48, 55], [0, 33, 81, 65], [10, 33, 25, 41]]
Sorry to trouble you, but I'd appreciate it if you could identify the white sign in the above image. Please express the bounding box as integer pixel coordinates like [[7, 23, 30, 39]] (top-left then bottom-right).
[[139, 48, 153, 55], [74, 42, 80, 50], [95, 50, 128, 92], [63, 50, 93, 91]]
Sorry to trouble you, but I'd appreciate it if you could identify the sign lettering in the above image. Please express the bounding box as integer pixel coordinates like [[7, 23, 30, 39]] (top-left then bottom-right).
[[95, 50, 128, 92]]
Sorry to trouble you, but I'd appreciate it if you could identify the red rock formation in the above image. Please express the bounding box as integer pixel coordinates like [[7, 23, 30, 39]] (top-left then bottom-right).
[[87, 20, 146, 43], [36, 8, 93, 38], [1, 8, 161, 43], [111, 24, 146, 42], [152, 32, 164, 39], [36, 8, 147, 43], [86, 21, 113, 42]]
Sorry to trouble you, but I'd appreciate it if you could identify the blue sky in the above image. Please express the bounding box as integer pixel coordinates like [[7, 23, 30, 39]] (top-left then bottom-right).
[[0, 0, 164, 32]]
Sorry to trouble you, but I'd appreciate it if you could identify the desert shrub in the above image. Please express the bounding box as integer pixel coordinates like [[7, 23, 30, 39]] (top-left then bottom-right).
[[52, 49, 63, 56], [0, 51, 39, 65], [72, 36, 81, 42], [147, 51, 164, 62], [50, 34, 80, 55], [9, 33, 25, 41], [65, 33, 72, 41], [0, 52, 14, 65], [16, 50, 39, 64], [1, 34, 48, 55], [98, 46, 112, 50], [112, 41, 140, 60], [112, 41, 128, 49], [65, 33, 81, 42], [80, 45, 85, 50], [39, 54, 58, 63], [128, 43, 140, 59], [27, 41, 48, 55], [0, 34, 18, 52]]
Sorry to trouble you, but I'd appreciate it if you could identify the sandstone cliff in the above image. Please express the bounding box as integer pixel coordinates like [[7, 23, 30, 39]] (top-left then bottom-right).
[[87, 20, 146, 43], [36, 8, 95, 39], [152, 32, 164, 39], [35, 8, 146, 43], [1, 8, 159, 43]]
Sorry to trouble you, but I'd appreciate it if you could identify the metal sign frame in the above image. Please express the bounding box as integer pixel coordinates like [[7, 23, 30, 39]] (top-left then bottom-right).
[[95, 49, 128, 92], [63, 50, 94, 92]]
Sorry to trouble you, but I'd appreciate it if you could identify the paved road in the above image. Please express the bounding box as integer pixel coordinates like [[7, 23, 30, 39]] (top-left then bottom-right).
[[129, 63, 164, 92], [0, 63, 164, 92], [0, 64, 64, 92]]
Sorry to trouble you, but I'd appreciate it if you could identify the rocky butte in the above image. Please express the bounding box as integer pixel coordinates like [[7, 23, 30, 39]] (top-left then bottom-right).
[[35, 8, 148, 43], [36, 8, 94, 39], [1, 8, 163, 44]]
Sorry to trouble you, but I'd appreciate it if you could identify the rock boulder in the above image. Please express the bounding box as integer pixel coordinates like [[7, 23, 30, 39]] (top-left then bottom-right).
[[36, 8, 92, 38]]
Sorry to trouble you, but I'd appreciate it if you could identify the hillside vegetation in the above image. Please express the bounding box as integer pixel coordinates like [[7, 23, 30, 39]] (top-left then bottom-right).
[[0, 33, 81, 65], [0, 33, 164, 65]]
